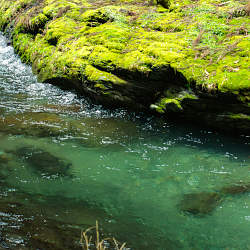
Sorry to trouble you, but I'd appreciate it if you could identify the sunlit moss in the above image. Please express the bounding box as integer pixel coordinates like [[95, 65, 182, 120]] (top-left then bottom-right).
[[85, 64, 127, 86], [0, 0, 249, 131]]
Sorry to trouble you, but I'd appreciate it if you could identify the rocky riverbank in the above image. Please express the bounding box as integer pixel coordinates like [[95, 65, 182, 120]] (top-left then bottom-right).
[[0, 0, 249, 134]]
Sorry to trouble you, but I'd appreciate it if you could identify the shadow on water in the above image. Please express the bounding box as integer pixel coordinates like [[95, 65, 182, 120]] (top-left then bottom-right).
[[0, 33, 250, 249]]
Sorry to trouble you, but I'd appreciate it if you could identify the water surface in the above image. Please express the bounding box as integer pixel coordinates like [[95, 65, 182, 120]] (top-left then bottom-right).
[[0, 33, 249, 250]]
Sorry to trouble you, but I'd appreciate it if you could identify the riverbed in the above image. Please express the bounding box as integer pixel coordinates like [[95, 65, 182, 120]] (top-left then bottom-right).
[[0, 33, 249, 249]]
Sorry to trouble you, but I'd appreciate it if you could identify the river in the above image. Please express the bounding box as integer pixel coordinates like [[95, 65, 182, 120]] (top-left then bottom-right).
[[0, 33, 249, 249]]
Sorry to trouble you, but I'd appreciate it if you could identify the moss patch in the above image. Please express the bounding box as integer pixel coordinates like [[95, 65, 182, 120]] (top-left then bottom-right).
[[0, 0, 249, 133]]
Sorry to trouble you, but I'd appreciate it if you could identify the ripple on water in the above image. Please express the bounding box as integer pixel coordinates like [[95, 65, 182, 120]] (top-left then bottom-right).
[[0, 33, 250, 249]]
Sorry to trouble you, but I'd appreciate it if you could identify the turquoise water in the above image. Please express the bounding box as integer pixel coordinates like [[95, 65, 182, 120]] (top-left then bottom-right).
[[0, 33, 249, 249]]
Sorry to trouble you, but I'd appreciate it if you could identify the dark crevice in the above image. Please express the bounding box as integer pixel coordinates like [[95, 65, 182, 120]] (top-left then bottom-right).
[[92, 64, 188, 90], [47, 37, 58, 46]]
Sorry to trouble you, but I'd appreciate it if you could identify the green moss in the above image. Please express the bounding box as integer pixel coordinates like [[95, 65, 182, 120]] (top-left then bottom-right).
[[12, 32, 35, 63], [0, 0, 249, 131], [146, 12, 186, 32], [3, 0, 247, 97], [0, 0, 34, 29], [84, 22, 130, 52], [229, 113, 250, 121], [45, 17, 79, 45], [30, 13, 49, 30], [15, 12, 49, 34], [81, 8, 111, 25], [85, 64, 127, 86], [154, 98, 183, 113], [43, 0, 89, 19], [152, 88, 198, 113], [88, 46, 119, 71], [80, 6, 127, 26]]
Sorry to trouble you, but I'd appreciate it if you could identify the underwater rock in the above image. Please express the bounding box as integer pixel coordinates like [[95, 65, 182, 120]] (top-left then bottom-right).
[[0, 151, 10, 164], [179, 192, 221, 215], [42, 103, 82, 113], [11, 93, 29, 100], [221, 183, 250, 195], [98, 143, 125, 152], [69, 116, 138, 147], [14, 147, 72, 177], [0, 151, 13, 181], [0, 191, 89, 250], [0, 112, 137, 146], [27, 151, 72, 177], [0, 108, 5, 115], [0, 112, 67, 137], [83, 117, 137, 137], [179, 183, 250, 216]]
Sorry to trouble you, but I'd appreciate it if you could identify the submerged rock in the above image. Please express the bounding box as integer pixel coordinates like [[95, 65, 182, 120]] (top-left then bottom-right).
[[0, 112, 67, 137], [0, 108, 5, 115], [0, 151, 10, 164], [0, 191, 98, 250], [179, 182, 250, 216], [27, 151, 71, 177], [13, 147, 72, 177], [179, 192, 221, 215], [221, 182, 250, 195], [0, 151, 13, 181], [0, 111, 137, 149], [68, 116, 138, 148], [42, 103, 82, 113]]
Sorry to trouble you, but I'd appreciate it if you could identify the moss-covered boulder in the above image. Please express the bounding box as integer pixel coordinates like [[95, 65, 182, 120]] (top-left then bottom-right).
[[0, 0, 249, 134]]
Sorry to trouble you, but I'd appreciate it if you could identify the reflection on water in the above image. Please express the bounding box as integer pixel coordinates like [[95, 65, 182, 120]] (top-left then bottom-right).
[[0, 33, 250, 249]]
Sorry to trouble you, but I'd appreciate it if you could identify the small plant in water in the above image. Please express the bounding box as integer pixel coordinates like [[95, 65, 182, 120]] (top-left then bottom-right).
[[80, 221, 127, 250]]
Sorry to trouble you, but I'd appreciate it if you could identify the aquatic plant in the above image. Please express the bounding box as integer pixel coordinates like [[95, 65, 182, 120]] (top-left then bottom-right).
[[80, 221, 127, 250]]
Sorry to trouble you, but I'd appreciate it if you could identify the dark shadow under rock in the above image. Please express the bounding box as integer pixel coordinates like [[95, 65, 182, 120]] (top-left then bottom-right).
[[12, 147, 72, 178], [179, 192, 222, 215]]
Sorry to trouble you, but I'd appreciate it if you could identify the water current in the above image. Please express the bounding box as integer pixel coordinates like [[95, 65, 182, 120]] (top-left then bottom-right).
[[0, 33, 249, 250]]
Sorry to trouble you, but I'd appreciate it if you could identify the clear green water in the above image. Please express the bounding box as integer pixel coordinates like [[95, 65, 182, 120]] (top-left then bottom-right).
[[0, 34, 250, 249]]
